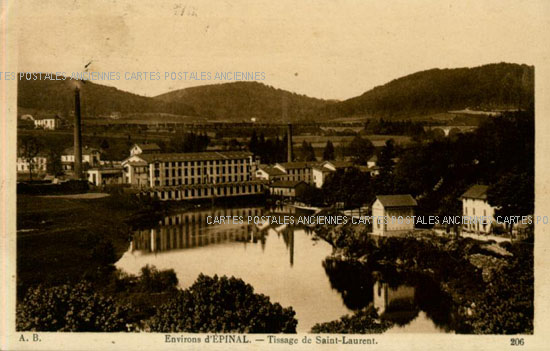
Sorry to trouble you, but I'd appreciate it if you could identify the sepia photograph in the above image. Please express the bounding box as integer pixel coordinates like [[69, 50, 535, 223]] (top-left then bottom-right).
[[1, 0, 550, 350]]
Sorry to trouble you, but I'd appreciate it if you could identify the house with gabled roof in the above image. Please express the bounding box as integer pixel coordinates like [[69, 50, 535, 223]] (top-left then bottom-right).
[[130, 143, 161, 156], [372, 194, 417, 236], [460, 184, 495, 234]]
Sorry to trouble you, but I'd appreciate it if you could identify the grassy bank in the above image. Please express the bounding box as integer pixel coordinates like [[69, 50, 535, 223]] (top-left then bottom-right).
[[16, 193, 167, 298]]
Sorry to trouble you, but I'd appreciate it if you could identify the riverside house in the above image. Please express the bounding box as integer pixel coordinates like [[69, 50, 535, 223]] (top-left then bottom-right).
[[371, 194, 417, 236]]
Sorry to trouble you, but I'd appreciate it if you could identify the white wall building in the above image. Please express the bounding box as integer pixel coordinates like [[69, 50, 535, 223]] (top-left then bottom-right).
[[254, 165, 286, 182], [461, 184, 496, 234], [311, 160, 354, 188], [130, 143, 161, 156], [16, 156, 47, 174], [372, 194, 417, 236], [61, 146, 101, 171], [122, 150, 265, 200], [274, 162, 319, 184], [34, 116, 61, 130]]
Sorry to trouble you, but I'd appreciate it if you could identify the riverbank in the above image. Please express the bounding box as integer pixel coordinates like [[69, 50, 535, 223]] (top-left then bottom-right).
[[16, 193, 178, 298], [313, 223, 534, 334]]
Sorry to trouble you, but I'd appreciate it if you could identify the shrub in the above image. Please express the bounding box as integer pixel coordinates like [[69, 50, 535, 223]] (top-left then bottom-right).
[[147, 274, 297, 333], [17, 282, 130, 331]]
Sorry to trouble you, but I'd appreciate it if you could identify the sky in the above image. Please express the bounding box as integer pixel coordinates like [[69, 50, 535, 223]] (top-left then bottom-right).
[[14, 0, 550, 100]]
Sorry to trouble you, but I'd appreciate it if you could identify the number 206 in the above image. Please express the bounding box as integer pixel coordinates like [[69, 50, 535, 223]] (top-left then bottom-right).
[[510, 338, 524, 346]]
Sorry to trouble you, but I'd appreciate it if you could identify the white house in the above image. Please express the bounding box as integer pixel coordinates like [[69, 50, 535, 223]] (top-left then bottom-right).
[[372, 194, 417, 236], [268, 180, 308, 199], [87, 166, 124, 186], [16, 155, 47, 174], [61, 146, 101, 171], [274, 161, 321, 184], [130, 143, 161, 156], [34, 116, 61, 130], [460, 184, 495, 234], [367, 155, 378, 168], [255, 165, 286, 182], [311, 160, 355, 188]]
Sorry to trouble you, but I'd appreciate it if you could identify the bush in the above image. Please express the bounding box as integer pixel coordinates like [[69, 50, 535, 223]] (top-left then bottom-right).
[[138, 265, 179, 293], [17, 282, 130, 331], [147, 274, 297, 333], [311, 305, 393, 333]]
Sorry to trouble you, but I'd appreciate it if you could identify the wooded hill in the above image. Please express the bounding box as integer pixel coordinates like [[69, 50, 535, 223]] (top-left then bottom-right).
[[323, 63, 534, 118], [154, 81, 328, 122], [18, 63, 534, 121]]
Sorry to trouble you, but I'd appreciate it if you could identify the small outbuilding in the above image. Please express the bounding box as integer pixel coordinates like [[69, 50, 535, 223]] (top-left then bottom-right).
[[371, 194, 417, 236]]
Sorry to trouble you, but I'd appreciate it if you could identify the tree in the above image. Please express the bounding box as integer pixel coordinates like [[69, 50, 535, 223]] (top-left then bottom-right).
[[147, 274, 297, 333], [248, 130, 258, 154], [100, 138, 110, 151], [16, 282, 130, 331], [19, 136, 41, 181], [323, 167, 372, 209], [377, 139, 396, 175], [487, 171, 534, 234], [323, 140, 335, 160], [46, 144, 64, 176], [344, 136, 374, 165], [299, 141, 316, 161]]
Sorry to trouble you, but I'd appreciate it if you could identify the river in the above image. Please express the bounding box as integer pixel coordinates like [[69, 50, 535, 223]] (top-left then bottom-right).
[[116, 206, 456, 333]]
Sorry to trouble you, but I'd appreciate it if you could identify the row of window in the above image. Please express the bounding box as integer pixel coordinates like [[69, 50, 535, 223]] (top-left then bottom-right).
[[157, 184, 261, 199], [464, 207, 488, 216], [155, 165, 248, 178], [154, 159, 248, 169], [154, 175, 251, 186]]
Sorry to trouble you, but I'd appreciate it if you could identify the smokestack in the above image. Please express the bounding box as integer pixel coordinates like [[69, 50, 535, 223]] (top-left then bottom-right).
[[287, 123, 293, 162], [74, 87, 83, 179]]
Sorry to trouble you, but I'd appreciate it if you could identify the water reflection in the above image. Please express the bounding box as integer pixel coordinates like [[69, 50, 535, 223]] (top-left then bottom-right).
[[322, 258, 457, 333], [117, 206, 455, 333]]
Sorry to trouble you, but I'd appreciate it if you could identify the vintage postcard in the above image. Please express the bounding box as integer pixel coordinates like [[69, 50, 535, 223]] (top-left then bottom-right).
[[1, 0, 550, 350]]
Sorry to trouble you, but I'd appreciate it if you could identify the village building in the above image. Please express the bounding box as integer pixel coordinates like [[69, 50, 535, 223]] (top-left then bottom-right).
[[367, 155, 378, 168], [130, 143, 161, 156], [311, 160, 354, 188], [273, 162, 319, 184], [367, 155, 380, 175], [268, 180, 308, 199], [61, 146, 101, 171], [122, 150, 265, 200], [16, 155, 48, 174], [87, 166, 124, 186], [371, 194, 417, 236], [460, 184, 496, 234], [255, 164, 287, 182], [34, 115, 62, 130]]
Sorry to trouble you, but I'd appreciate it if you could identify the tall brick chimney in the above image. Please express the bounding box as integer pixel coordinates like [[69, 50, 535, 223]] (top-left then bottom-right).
[[73, 87, 83, 179]]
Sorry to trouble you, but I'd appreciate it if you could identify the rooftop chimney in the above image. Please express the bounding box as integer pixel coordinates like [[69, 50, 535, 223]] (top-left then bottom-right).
[[73, 87, 83, 179], [287, 123, 293, 162]]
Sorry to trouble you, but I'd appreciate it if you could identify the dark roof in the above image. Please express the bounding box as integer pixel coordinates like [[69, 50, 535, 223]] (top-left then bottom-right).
[[34, 115, 61, 120], [139, 151, 253, 163], [461, 184, 489, 200], [376, 194, 417, 207], [324, 160, 354, 169], [368, 155, 378, 162], [276, 161, 320, 170], [258, 165, 286, 176], [270, 180, 307, 188], [134, 143, 161, 151], [63, 146, 100, 155]]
